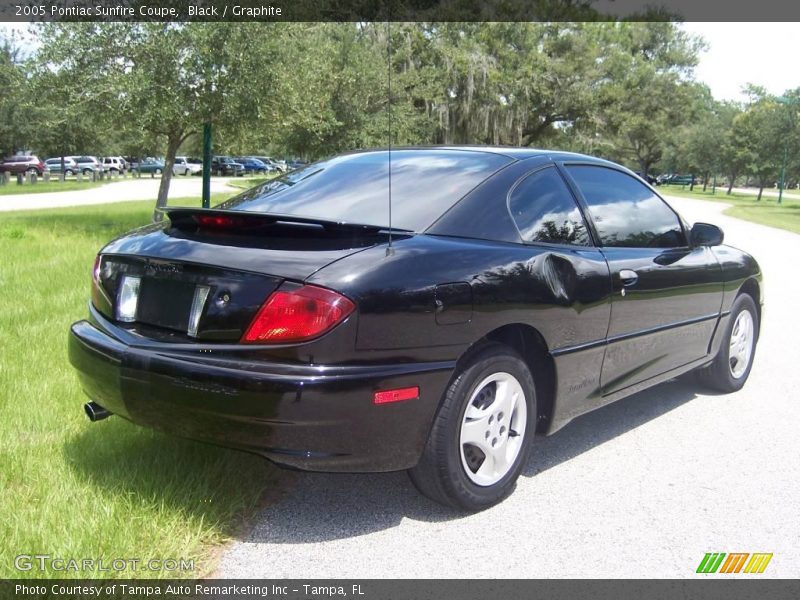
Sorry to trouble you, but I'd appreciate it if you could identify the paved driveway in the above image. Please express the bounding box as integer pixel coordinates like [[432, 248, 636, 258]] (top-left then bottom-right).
[[0, 176, 236, 211], [219, 195, 799, 578]]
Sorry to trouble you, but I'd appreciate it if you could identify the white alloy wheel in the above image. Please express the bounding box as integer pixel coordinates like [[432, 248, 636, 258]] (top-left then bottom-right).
[[729, 309, 754, 379], [459, 372, 527, 486]]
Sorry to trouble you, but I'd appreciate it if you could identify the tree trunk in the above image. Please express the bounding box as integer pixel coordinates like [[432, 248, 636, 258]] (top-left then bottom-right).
[[702, 172, 709, 192], [689, 174, 695, 192], [727, 172, 735, 195], [757, 186, 763, 202], [639, 158, 648, 179], [152, 134, 182, 222]]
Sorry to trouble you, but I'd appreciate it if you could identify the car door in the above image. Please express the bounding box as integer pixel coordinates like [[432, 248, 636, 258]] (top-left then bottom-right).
[[502, 163, 614, 417], [562, 163, 724, 394]]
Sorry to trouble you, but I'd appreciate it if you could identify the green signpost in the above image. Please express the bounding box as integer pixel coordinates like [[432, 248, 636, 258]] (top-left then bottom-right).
[[202, 123, 212, 209]]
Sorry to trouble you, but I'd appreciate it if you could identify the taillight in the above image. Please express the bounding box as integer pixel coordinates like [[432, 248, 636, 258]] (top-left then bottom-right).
[[194, 214, 244, 229], [242, 285, 355, 344]]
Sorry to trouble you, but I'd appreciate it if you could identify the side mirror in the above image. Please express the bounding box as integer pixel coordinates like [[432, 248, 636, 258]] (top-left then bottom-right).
[[690, 222, 724, 247]]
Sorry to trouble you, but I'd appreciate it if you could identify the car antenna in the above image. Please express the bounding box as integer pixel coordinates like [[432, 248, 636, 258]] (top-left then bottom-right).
[[386, 17, 394, 257]]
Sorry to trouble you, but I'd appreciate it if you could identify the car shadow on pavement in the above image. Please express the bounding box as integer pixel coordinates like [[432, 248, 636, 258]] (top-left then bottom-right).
[[237, 377, 701, 544]]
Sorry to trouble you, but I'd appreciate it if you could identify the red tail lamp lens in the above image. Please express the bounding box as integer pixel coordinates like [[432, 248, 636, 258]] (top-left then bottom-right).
[[242, 285, 355, 343]]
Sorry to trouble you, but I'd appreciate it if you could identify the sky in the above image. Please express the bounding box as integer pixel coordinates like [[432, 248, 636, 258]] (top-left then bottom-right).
[[681, 22, 800, 102], [2, 22, 799, 103]]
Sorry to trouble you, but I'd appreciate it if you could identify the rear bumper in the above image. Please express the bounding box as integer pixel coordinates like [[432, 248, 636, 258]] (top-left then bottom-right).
[[68, 314, 454, 472]]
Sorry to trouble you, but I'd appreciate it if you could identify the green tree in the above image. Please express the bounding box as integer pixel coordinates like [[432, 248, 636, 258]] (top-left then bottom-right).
[[590, 22, 704, 177], [36, 23, 282, 217], [0, 31, 34, 158], [665, 94, 740, 191], [27, 55, 109, 170], [735, 95, 785, 200]]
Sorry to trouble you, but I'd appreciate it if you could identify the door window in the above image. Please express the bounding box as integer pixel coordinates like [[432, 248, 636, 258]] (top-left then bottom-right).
[[567, 165, 685, 248]]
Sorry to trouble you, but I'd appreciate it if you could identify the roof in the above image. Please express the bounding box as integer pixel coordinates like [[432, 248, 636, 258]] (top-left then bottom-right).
[[339, 145, 618, 166]]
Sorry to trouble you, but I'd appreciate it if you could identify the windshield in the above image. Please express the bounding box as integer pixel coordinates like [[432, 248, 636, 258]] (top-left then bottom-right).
[[216, 150, 511, 231]]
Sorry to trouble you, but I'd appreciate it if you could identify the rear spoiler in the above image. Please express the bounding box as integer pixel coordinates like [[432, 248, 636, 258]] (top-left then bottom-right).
[[165, 208, 412, 236]]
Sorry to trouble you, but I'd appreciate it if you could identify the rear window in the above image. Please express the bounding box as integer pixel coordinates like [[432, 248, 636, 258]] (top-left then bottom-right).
[[218, 150, 512, 231]]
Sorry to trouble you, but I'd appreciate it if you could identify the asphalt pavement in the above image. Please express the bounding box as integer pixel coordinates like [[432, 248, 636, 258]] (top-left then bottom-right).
[[218, 194, 800, 578]]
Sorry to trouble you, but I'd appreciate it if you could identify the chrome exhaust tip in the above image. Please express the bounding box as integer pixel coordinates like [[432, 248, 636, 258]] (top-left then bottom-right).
[[84, 401, 112, 422]]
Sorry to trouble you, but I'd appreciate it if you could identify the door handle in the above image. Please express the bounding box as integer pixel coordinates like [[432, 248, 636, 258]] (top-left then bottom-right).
[[619, 269, 639, 287]]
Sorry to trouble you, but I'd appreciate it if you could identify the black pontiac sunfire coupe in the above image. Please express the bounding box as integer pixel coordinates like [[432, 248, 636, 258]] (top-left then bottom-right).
[[69, 147, 762, 510]]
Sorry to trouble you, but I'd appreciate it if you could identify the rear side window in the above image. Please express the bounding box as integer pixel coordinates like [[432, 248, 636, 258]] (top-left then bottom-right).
[[508, 167, 590, 246], [218, 150, 512, 232], [567, 165, 686, 248]]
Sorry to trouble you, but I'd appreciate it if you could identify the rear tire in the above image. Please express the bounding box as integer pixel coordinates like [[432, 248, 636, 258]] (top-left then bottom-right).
[[409, 344, 536, 511], [696, 293, 759, 393]]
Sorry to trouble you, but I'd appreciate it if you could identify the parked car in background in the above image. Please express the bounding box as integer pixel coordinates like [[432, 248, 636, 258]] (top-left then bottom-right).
[[657, 173, 694, 186], [173, 157, 203, 176], [235, 157, 269, 174], [635, 172, 658, 186], [253, 156, 285, 173], [211, 156, 244, 176], [287, 159, 308, 171], [122, 157, 140, 171], [136, 158, 166, 174], [0, 155, 47, 176], [68, 156, 105, 176], [45, 157, 79, 176], [68, 147, 762, 511], [102, 157, 127, 173]]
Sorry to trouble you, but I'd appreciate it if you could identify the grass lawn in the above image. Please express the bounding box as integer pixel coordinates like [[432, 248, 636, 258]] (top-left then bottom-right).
[[0, 196, 276, 579], [0, 179, 106, 196], [659, 185, 800, 235]]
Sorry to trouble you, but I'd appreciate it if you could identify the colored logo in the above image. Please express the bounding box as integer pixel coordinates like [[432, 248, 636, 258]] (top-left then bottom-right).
[[696, 552, 773, 574]]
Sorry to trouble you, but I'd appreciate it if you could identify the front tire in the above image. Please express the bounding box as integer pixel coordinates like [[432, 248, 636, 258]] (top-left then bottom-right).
[[409, 344, 536, 511], [696, 293, 759, 393]]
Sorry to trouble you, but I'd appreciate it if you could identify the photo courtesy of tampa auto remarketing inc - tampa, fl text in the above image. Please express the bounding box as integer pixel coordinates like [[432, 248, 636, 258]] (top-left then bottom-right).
[[0, 0, 798, 598]]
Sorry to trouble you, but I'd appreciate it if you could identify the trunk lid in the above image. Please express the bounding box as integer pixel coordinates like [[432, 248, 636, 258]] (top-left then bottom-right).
[[94, 209, 394, 342]]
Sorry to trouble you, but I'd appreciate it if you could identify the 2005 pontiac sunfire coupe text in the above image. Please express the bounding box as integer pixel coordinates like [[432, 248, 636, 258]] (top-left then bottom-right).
[[69, 147, 762, 510]]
